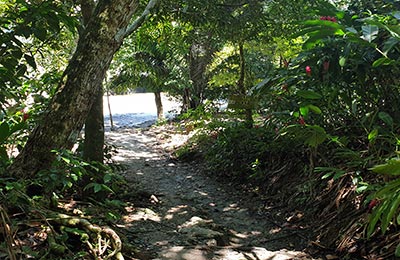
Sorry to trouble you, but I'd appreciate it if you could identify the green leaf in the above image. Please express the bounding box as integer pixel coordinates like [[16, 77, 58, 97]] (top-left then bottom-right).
[[378, 112, 393, 127], [61, 157, 71, 164], [297, 90, 322, 100], [0, 122, 10, 144], [300, 106, 309, 116], [371, 158, 400, 176], [367, 200, 388, 237], [381, 193, 400, 233], [361, 24, 379, 42], [104, 173, 112, 183], [304, 125, 327, 148], [368, 128, 378, 142], [94, 184, 102, 193], [373, 57, 395, 67], [339, 56, 346, 67], [308, 104, 322, 114]]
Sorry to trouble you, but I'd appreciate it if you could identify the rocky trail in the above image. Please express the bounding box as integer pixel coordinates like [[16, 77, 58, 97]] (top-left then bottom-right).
[[107, 125, 320, 260]]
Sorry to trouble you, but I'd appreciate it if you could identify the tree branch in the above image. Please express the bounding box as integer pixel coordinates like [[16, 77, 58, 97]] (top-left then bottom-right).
[[79, 0, 96, 26], [122, 0, 159, 39]]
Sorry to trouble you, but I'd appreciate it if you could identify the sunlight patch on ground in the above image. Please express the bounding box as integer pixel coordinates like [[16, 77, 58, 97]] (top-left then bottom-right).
[[123, 207, 161, 223]]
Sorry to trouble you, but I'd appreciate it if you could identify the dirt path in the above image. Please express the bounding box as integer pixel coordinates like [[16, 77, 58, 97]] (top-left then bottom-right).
[[107, 125, 318, 260]]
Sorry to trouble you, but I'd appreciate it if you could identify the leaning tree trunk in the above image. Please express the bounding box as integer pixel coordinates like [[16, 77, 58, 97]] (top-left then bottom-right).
[[154, 91, 164, 121], [8, 0, 158, 179]]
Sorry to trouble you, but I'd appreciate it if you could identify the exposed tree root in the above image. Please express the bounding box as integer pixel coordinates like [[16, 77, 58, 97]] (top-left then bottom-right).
[[0, 205, 17, 260], [51, 213, 123, 260]]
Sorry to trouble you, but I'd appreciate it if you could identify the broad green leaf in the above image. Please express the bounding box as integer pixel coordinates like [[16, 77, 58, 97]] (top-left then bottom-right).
[[0, 122, 10, 143], [297, 90, 322, 100], [378, 112, 393, 127], [368, 128, 378, 141], [361, 25, 379, 42], [371, 158, 400, 175], [104, 173, 112, 183], [304, 125, 327, 147], [94, 184, 102, 193]]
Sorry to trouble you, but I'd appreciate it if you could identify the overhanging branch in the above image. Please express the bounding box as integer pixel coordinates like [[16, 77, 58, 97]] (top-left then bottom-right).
[[122, 0, 159, 39]]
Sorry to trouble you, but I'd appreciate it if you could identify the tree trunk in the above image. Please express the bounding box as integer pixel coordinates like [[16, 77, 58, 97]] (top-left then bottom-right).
[[154, 91, 164, 121], [188, 35, 214, 109], [237, 43, 253, 128], [8, 0, 150, 179], [83, 88, 104, 163], [81, 0, 105, 163]]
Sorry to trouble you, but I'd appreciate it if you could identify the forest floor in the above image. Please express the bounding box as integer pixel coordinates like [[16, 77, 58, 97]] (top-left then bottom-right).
[[107, 124, 323, 260]]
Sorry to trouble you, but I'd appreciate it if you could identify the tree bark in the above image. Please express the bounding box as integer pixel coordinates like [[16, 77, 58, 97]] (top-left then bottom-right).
[[237, 43, 253, 128], [83, 88, 104, 163], [79, 0, 105, 163], [188, 35, 214, 109], [8, 0, 158, 179], [154, 91, 164, 121]]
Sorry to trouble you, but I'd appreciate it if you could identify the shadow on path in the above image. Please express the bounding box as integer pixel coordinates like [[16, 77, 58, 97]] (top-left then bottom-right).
[[107, 127, 317, 260]]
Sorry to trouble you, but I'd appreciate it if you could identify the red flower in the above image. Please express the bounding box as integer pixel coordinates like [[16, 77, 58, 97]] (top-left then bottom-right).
[[368, 199, 379, 212], [320, 16, 337, 23], [299, 116, 306, 125], [305, 66, 312, 76], [21, 109, 29, 122]]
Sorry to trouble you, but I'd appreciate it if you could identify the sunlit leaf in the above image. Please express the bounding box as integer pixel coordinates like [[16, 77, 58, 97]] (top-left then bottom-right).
[[339, 56, 346, 67], [300, 106, 309, 116], [308, 104, 322, 114], [368, 128, 378, 142], [361, 25, 379, 42], [373, 57, 396, 67]]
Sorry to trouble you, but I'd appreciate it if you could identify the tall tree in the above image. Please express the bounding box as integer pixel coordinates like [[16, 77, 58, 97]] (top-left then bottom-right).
[[80, 0, 104, 163], [9, 0, 159, 179]]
